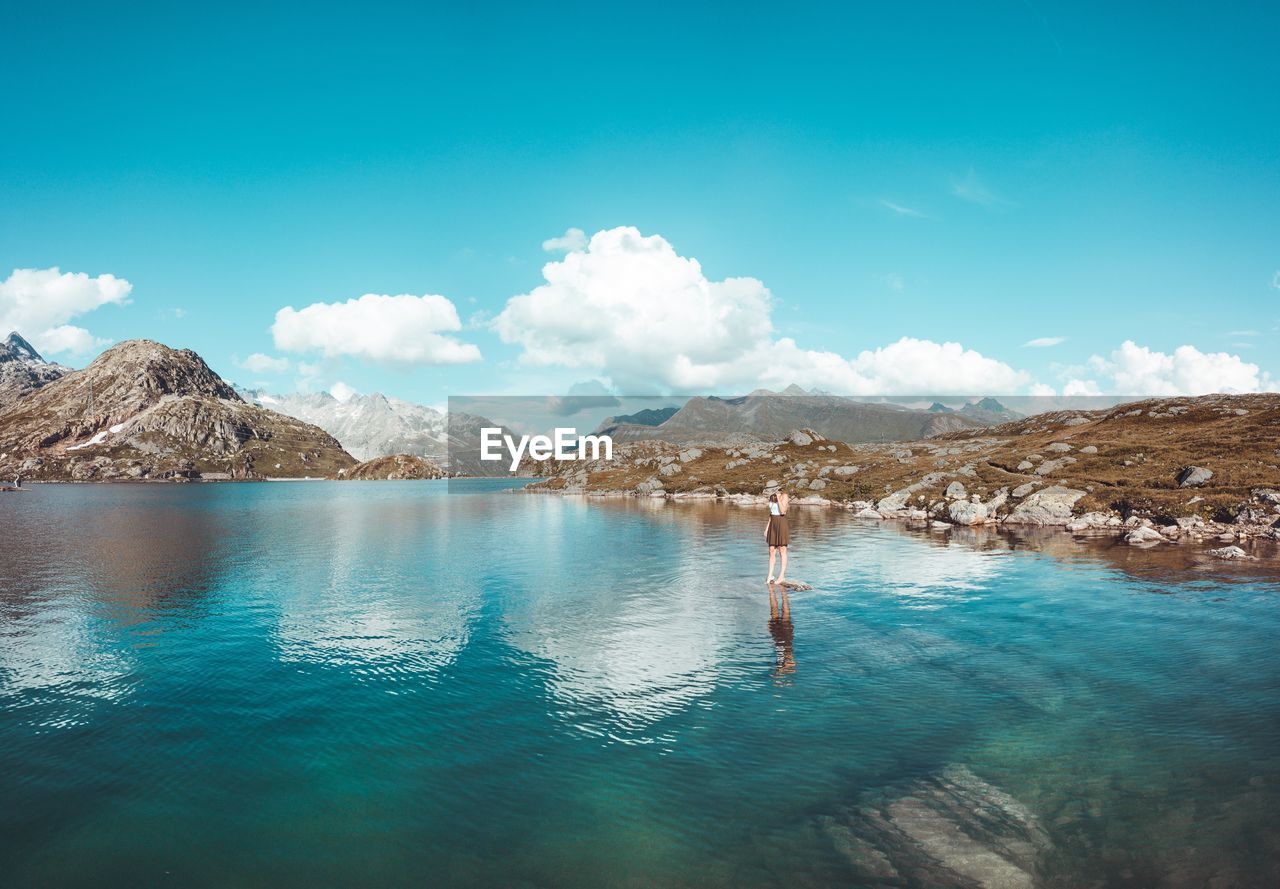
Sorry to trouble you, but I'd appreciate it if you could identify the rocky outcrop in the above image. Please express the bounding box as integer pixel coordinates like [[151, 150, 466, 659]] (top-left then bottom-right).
[[337, 454, 446, 480], [0, 332, 70, 407], [0, 339, 354, 481]]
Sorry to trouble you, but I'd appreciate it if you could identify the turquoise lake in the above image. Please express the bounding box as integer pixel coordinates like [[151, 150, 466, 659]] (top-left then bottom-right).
[[2, 480, 1278, 887]]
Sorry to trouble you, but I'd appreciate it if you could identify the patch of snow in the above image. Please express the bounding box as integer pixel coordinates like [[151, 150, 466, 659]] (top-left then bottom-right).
[[67, 430, 109, 451], [110, 423, 126, 434], [257, 394, 280, 405]]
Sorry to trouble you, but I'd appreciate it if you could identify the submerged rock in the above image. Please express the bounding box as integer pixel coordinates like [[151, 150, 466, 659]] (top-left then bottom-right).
[[1207, 545, 1256, 560], [819, 764, 1050, 889]]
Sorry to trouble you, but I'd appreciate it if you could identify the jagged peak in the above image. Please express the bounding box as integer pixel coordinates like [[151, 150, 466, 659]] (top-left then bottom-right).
[[2, 331, 43, 362]]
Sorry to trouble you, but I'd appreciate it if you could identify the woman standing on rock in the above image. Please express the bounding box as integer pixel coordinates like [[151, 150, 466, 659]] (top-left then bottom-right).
[[765, 487, 790, 584]]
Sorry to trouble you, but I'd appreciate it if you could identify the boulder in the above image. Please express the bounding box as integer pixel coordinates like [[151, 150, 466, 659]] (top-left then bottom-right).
[[1066, 511, 1117, 532], [1125, 526, 1165, 545], [876, 472, 951, 512], [944, 481, 967, 500], [1177, 466, 1213, 488], [658, 462, 683, 477], [948, 500, 989, 525], [1079, 445, 1098, 455], [1035, 456, 1077, 476], [677, 447, 703, 463], [833, 465, 860, 476], [1046, 442, 1073, 453], [787, 428, 821, 446], [854, 507, 884, 519], [1016, 460, 1034, 472], [1011, 482, 1039, 498], [808, 478, 827, 491], [1004, 485, 1086, 526], [1207, 545, 1256, 561]]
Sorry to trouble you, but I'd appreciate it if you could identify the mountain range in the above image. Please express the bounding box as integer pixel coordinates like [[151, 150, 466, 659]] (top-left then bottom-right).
[[237, 388, 448, 462], [592, 388, 1006, 445], [0, 333, 1033, 481]]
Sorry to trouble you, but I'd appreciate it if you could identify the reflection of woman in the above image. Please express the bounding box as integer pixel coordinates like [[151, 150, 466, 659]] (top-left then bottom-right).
[[764, 488, 790, 584], [769, 584, 796, 676]]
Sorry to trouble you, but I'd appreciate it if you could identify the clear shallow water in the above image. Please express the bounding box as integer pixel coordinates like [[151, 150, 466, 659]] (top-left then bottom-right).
[[2, 481, 1278, 888]]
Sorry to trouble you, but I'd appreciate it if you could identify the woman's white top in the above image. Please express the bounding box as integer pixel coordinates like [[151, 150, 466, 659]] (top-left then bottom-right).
[[769, 501, 781, 516]]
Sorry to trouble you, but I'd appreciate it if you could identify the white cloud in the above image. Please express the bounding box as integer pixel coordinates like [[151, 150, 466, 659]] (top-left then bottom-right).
[[493, 226, 1029, 394], [272, 293, 481, 365], [759, 337, 1031, 395], [1023, 336, 1066, 348], [1062, 378, 1102, 396], [879, 200, 927, 218], [881, 272, 905, 291], [1029, 383, 1057, 396], [35, 324, 108, 355], [950, 169, 1010, 207], [329, 381, 359, 402], [1075, 340, 1275, 395], [541, 227, 588, 253], [0, 267, 132, 355], [239, 352, 290, 374]]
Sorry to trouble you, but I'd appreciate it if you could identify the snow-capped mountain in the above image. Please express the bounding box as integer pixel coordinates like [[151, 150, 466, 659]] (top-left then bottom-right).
[[236, 388, 449, 462], [0, 332, 71, 407]]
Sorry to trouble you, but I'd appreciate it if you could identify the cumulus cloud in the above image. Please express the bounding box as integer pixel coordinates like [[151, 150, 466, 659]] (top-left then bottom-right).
[[239, 352, 290, 374], [541, 227, 588, 253], [1069, 340, 1275, 395], [272, 293, 481, 365], [0, 267, 132, 354], [1023, 336, 1065, 348], [493, 226, 1030, 394], [36, 325, 109, 355]]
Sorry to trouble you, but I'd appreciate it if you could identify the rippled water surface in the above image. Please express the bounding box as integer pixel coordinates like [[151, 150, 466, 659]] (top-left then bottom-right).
[[2, 481, 1279, 887]]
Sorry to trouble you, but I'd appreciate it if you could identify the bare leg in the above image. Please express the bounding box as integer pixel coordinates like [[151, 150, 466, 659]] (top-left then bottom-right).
[[768, 546, 777, 582], [777, 546, 788, 583]]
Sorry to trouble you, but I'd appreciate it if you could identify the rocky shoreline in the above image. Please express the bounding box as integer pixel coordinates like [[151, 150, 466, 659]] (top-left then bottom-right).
[[524, 481, 1280, 559], [522, 393, 1280, 561]]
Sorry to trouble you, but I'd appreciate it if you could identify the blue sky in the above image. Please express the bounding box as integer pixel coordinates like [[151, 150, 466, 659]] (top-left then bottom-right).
[[2, 1, 1278, 402]]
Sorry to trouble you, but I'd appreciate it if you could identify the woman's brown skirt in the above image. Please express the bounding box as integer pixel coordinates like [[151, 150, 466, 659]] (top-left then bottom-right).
[[766, 514, 790, 547]]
